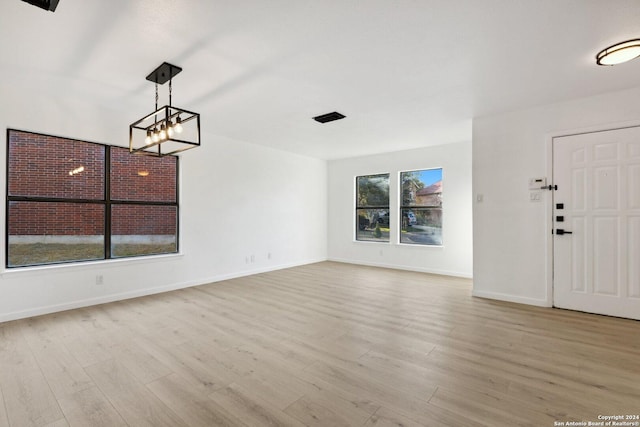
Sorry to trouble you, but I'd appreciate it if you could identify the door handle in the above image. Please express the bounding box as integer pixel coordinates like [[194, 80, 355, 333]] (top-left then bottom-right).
[[556, 229, 572, 235]]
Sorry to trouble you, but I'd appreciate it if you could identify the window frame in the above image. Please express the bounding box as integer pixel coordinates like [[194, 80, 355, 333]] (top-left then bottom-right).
[[398, 167, 443, 246], [354, 173, 390, 243], [5, 129, 179, 268]]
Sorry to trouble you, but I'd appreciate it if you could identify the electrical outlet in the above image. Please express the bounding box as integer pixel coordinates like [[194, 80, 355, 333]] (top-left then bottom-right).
[[96, 275, 103, 285]]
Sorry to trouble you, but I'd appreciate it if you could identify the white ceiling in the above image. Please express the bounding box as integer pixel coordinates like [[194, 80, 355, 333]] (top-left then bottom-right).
[[2, 0, 640, 160]]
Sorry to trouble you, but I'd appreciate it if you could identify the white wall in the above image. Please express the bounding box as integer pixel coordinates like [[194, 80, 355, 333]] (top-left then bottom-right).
[[327, 142, 473, 278], [473, 85, 640, 306], [0, 85, 327, 322]]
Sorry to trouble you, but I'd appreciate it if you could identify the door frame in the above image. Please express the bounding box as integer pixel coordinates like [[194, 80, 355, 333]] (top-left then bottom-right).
[[546, 119, 640, 308]]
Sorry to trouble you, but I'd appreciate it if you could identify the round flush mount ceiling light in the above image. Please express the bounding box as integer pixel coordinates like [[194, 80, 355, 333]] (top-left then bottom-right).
[[596, 39, 640, 65]]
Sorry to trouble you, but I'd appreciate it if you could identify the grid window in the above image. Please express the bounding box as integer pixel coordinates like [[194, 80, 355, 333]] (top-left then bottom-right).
[[400, 168, 443, 245], [8, 132, 105, 200], [355, 173, 390, 242], [111, 205, 177, 258], [109, 146, 178, 259], [6, 129, 179, 268], [110, 147, 176, 203], [7, 201, 105, 266]]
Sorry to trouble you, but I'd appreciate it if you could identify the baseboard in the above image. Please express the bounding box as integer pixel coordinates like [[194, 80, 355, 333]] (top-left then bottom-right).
[[328, 257, 472, 279], [189, 258, 328, 285], [471, 289, 550, 307], [0, 257, 327, 323], [0, 281, 197, 324]]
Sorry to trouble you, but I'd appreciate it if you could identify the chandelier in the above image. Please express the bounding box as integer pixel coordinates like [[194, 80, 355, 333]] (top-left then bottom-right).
[[129, 62, 200, 156]]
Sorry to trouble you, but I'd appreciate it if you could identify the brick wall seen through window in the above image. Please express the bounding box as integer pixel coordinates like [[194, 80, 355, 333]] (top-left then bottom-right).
[[6, 129, 179, 268]]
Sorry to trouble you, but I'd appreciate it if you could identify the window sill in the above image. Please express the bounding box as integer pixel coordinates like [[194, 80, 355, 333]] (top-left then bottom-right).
[[397, 242, 444, 248], [352, 240, 444, 248], [1, 252, 185, 278]]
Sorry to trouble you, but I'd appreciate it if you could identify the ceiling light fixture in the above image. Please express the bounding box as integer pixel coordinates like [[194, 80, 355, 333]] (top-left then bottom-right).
[[21, 0, 60, 12], [596, 39, 640, 66], [129, 62, 200, 157], [313, 111, 346, 123]]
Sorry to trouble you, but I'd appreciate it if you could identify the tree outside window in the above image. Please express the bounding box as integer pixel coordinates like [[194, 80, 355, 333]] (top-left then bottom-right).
[[355, 173, 390, 242]]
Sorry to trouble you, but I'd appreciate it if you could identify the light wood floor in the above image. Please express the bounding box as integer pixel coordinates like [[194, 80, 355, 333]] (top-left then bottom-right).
[[1, 262, 639, 427]]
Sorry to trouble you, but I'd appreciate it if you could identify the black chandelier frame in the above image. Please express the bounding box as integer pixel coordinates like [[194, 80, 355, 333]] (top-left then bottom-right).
[[129, 62, 201, 157]]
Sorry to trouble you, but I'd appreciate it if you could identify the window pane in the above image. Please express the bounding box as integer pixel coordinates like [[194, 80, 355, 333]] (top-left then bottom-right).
[[110, 147, 177, 202], [356, 174, 389, 207], [8, 130, 105, 200], [401, 169, 442, 207], [400, 168, 442, 246], [7, 201, 105, 267], [111, 205, 177, 258], [356, 209, 390, 242], [400, 208, 442, 245]]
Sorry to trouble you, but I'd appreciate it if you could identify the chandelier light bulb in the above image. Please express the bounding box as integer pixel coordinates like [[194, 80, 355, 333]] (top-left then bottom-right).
[[145, 130, 152, 145], [175, 116, 183, 133], [151, 128, 160, 143], [167, 121, 175, 138], [159, 124, 167, 140]]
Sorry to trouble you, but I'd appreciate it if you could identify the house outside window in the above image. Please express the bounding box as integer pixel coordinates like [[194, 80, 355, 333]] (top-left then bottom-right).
[[355, 173, 390, 242], [400, 168, 443, 245], [6, 129, 178, 268]]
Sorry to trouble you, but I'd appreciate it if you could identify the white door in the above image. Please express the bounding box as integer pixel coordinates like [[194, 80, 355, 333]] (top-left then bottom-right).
[[553, 126, 640, 320]]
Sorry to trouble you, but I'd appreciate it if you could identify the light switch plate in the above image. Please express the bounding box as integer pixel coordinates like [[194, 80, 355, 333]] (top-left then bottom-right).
[[529, 177, 546, 190]]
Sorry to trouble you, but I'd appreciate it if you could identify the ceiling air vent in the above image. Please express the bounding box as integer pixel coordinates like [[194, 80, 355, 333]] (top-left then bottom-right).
[[313, 111, 346, 124], [20, 0, 60, 12]]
